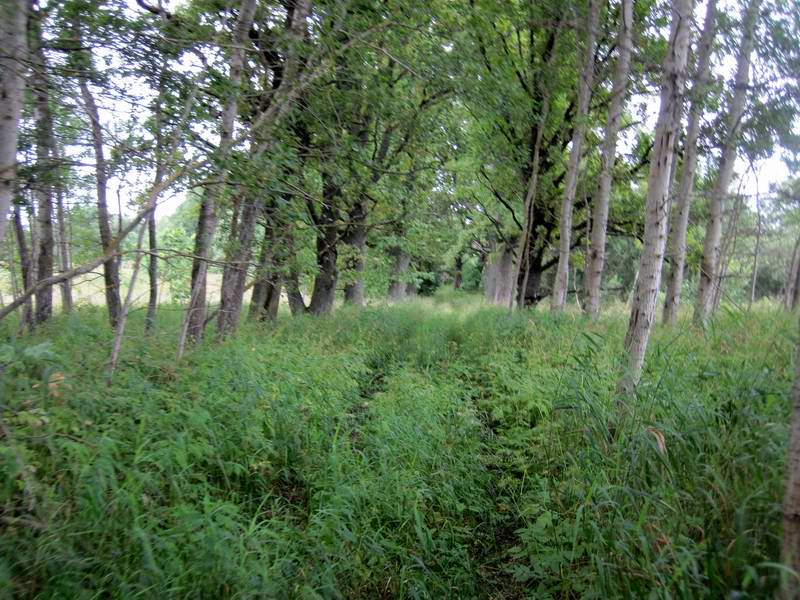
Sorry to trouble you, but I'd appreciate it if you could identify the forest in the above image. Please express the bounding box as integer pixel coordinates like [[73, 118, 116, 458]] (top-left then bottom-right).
[[1, 0, 800, 597]]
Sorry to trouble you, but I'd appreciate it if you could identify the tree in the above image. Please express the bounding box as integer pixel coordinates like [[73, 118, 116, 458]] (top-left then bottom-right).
[[0, 0, 28, 246], [30, 5, 57, 324], [584, 0, 634, 318], [662, 0, 718, 325], [694, 0, 762, 325], [176, 0, 258, 350], [551, 0, 600, 312], [72, 19, 122, 327], [620, 0, 694, 392]]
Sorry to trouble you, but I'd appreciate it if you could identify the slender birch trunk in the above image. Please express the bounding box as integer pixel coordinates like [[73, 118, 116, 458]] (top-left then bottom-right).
[[551, 0, 600, 312], [620, 0, 693, 392], [75, 34, 122, 327], [584, 0, 634, 318], [146, 81, 167, 335], [694, 0, 761, 326], [31, 13, 55, 324], [748, 191, 761, 309], [0, 0, 27, 247], [55, 174, 72, 313], [712, 191, 743, 311], [662, 0, 717, 325]]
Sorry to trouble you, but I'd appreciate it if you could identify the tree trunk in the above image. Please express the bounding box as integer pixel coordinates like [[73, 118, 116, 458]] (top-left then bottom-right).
[[146, 81, 167, 335], [78, 70, 121, 328], [178, 0, 257, 352], [12, 205, 33, 331], [748, 191, 761, 310], [786, 236, 800, 311], [31, 15, 55, 324], [145, 205, 158, 332], [694, 0, 760, 326], [55, 179, 72, 313], [287, 267, 308, 316], [584, 0, 634, 318], [308, 175, 340, 316], [781, 327, 800, 600], [551, 0, 600, 312], [217, 194, 260, 335], [388, 247, 411, 302], [250, 218, 284, 321], [662, 0, 718, 325], [343, 200, 366, 307], [453, 255, 463, 290], [510, 22, 564, 313], [0, 0, 27, 247], [620, 0, 693, 392], [496, 245, 516, 305], [521, 249, 545, 306], [6, 231, 20, 301], [26, 200, 38, 285], [712, 191, 743, 312]]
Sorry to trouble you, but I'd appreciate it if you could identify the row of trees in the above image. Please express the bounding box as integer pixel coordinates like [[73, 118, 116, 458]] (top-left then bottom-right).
[[0, 1, 798, 372], [2, 0, 800, 590]]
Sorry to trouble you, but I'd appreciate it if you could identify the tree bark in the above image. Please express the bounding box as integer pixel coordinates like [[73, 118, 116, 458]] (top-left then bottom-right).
[[584, 0, 634, 319], [388, 246, 411, 302], [620, 0, 693, 392], [250, 217, 284, 321], [453, 255, 463, 290], [484, 243, 515, 306], [12, 205, 33, 331], [551, 0, 600, 312], [748, 191, 761, 310], [146, 81, 168, 335], [217, 193, 260, 335], [712, 191, 743, 311], [31, 13, 55, 324], [694, 0, 760, 326], [77, 60, 121, 327], [178, 0, 257, 351], [782, 325, 800, 600], [287, 266, 308, 316], [308, 174, 340, 315], [662, 0, 717, 325], [786, 236, 800, 311], [0, 0, 27, 248], [343, 200, 367, 307], [145, 204, 158, 332], [55, 177, 72, 313]]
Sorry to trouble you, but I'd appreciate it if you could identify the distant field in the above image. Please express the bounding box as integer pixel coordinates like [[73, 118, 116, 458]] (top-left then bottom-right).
[[0, 261, 224, 309]]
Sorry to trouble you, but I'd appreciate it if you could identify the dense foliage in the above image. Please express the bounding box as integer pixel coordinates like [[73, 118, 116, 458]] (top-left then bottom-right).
[[1, 296, 794, 597]]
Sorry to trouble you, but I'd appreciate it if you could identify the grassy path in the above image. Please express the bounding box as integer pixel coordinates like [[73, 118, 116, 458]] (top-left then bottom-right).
[[0, 298, 795, 597]]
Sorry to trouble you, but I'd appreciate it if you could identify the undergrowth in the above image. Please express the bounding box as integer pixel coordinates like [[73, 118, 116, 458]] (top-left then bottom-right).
[[0, 296, 794, 598]]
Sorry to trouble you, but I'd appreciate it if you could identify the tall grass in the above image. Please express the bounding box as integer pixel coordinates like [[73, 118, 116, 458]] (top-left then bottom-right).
[[0, 296, 794, 598]]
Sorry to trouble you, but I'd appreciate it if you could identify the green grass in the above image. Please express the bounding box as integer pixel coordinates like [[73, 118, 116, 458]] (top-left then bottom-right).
[[0, 294, 795, 598]]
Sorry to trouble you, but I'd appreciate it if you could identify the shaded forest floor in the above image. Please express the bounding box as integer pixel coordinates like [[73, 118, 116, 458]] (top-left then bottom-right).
[[0, 294, 795, 598]]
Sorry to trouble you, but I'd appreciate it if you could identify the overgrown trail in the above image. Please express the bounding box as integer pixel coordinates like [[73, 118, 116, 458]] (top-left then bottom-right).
[[0, 299, 794, 598]]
